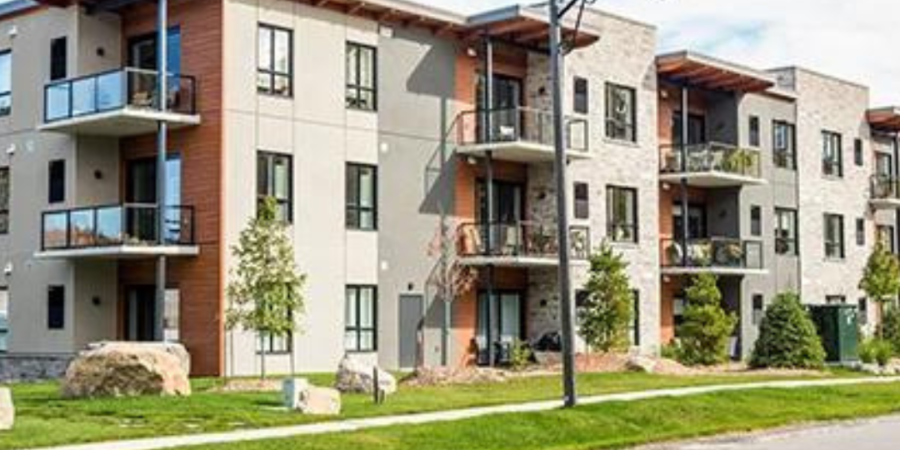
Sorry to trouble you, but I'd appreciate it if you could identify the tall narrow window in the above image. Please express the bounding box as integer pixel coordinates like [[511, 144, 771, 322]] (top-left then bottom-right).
[[573, 77, 589, 114], [257, 152, 293, 222], [346, 42, 377, 111], [345, 285, 377, 352], [48, 159, 65, 204], [749, 116, 760, 147], [257, 24, 292, 96], [605, 83, 636, 142], [0, 167, 8, 235], [877, 224, 896, 253], [750, 205, 762, 237], [48, 286, 65, 330], [775, 208, 798, 255], [346, 164, 378, 230], [752, 294, 764, 325], [824, 213, 845, 259], [573, 182, 589, 220], [854, 138, 864, 166], [773, 120, 796, 169], [607, 186, 637, 243], [631, 290, 640, 346], [859, 298, 869, 325], [0, 50, 10, 116], [856, 217, 865, 246], [822, 131, 843, 177], [50, 37, 67, 81]]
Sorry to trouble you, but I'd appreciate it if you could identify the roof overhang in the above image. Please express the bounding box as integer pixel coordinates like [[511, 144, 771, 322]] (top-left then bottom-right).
[[465, 3, 600, 50], [657, 51, 776, 93], [868, 107, 900, 133]]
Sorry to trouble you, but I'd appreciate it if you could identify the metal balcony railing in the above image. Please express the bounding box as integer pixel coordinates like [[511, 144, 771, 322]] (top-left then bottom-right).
[[457, 221, 590, 261], [455, 107, 589, 153], [660, 237, 764, 270], [44, 67, 197, 123], [660, 142, 762, 178], [41, 204, 195, 251], [871, 174, 900, 201]]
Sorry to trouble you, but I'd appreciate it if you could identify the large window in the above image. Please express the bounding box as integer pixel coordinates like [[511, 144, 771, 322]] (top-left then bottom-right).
[[346, 163, 377, 230], [605, 83, 636, 142], [0, 50, 10, 116], [48, 159, 65, 204], [773, 120, 796, 169], [824, 213, 845, 259], [346, 42, 377, 111], [345, 285, 377, 352], [257, 152, 293, 222], [775, 208, 797, 255], [48, 285, 64, 330], [607, 186, 637, 243], [0, 167, 8, 235], [257, 24, 292, 96], [573, 77, 589, 114], [822, 131, 843, 177]]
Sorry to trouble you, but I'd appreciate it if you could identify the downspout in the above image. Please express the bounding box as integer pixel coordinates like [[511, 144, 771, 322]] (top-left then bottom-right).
[[154, 0, 169, 342], [680, 85, 690, 266], [894, 131, 899, 256], [483, 36, 495, 367]]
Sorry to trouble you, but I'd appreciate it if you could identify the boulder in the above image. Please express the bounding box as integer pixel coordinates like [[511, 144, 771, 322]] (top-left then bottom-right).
[[88, 341, 191, 375], [0, 387, 13, 431], [335, 355, 397, 395], [626, 355, 658, 374], [62, 342, 191, 398], [298, 386, 341, 415]]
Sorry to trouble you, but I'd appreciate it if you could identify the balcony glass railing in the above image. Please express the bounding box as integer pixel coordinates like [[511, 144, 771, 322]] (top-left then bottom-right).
[[660, 142, 761, 178], [871, 174, 900, 201], [660, 237, 763, 270], [455, 107, 589, 153], [44, 67, 197, 123], [457, 221, 590, 261], [41, 204, 195, 251]]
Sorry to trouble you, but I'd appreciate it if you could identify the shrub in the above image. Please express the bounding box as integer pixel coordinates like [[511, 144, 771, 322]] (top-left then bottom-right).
[[577, 242, 634, 353], [859, 339, 877, 364], [660, 342, 682, 360], [678, 273, 737, 366], [859, 242, 900, 338], [750, 292, 826, 370], [874, 340, 893, 367], [880, 305, 900, 355], [509, 340, 533, 371]]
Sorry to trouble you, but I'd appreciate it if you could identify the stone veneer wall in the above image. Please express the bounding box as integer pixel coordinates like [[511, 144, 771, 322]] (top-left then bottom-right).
[[0, 355, 73, 382]]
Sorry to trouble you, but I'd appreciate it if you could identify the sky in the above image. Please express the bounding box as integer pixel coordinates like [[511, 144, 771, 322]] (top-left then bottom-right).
[[417, 0, 900, 105]]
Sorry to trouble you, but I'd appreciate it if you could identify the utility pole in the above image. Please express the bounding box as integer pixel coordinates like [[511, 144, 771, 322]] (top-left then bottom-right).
[[549, 0, 577, 408], [154, 0, 169, 342]]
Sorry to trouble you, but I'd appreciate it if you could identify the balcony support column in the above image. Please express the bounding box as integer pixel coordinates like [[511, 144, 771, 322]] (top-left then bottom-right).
[[154, 0, 169, 343], [482, 35, 495, 368], [894, 132, 900, 255], [679, 85, 690, 266]]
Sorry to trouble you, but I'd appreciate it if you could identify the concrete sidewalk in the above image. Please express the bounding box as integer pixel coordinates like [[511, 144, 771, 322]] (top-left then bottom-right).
[[25, 376, 900, 450]]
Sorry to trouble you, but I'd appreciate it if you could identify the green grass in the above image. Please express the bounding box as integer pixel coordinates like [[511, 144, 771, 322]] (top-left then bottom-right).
[[178, 382, 900, 450], [0, 371, 850, 449]]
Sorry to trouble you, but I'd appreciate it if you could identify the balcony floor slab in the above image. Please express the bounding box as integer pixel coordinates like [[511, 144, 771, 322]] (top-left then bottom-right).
[[457, 141, 591, 164], [40, 108, 201, 137], [869, 198, 900, 210], [660, 171, 767, 188], [661, 267, 768, 277], [35, 245, 200, 260]]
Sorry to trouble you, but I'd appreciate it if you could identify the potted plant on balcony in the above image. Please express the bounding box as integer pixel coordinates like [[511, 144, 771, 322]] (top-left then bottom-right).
[[723, 148, 756, 175]]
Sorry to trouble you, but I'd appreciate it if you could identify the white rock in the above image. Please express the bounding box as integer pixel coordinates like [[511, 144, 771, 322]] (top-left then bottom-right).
[[335, 355, 397, 395], [627, 355, 658, 374], [0, 388, 13, 431], [298, 387, 341, 415]]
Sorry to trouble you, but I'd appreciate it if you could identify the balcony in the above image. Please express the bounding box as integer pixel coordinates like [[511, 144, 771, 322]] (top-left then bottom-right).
[[40, 68, 200, 136], [36, 204, 198, 259], [455, 107, 591, 163], [870, 175, 900, 209], [660, 237, 765, 276], [457, 221, 590, 267], [660, 143, 765, 188]]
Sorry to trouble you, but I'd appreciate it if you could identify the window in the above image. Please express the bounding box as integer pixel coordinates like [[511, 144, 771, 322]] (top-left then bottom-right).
[[574, 182, 589, 220], [345, 285, 377, 352], [607, 186, 637, 243], [48, 160, 65, 204], [346, 42, 377, 111], [631, 290, 640, 346], [750, 205, 762, 237], [773, 121, 796, 169], [47, 286, 64, 330], [50, 37, 67, 81], [749, 116, 760, 147], [775, 208, 798, 255], [605, 83, 636, 142], [346, 164, 377, 230], [573, 77, 589, 114], [0, 167, 8, 235], [822, 131, 843, 177], [0, 50, 10, 116], [826, 295, 846, 305], [752, 294, 764, 326], [856, 217, 865, 246], [257, 310, 293, 354], [0, 287, 7, 352], [257, 24, 292, 96], [854, 139, 864, 166], [824, 214, 844, 259], [859, 298, 869, 325], [257, 152, 293, 222], [877, 224, 896, 253]]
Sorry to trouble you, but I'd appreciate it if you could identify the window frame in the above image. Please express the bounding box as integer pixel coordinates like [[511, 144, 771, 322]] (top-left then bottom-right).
[[344, 285, 378, 353], [257, 151, 294, 223], [854, 138, 864, 167], [824, 213, 845, 260], [773, 120, 796, 170], [0, 167, 8, 235], [606, 185, 638, 243], [346, 163, 378, 231], [604, 82, 637, 142], [573, 76, 589, 115], [748, 115, 760, 147], [774, 208, 798, 256], [855, 217, 866, 247], [822, 130, 843, 178], [50, 37, 67, 82], [573, 181, 589, 220], [48, 159, 65, 204], [257, 23, 293, 97], [47, 285, 65, 330], [345, 42, 378, 111], [750, 205, 762, 237], [752, 294, 764, 326]]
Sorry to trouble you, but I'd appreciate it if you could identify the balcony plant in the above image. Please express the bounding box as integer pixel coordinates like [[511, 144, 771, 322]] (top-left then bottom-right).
[[722, 148, 756, 175]]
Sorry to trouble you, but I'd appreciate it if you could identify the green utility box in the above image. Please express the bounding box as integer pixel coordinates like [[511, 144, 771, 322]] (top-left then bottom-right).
[[809, 305, 859, 363]]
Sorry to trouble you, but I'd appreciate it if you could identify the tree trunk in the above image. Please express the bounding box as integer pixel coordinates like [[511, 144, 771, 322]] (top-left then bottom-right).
[[289, 337, 297, 377], [260, 333, 268, 381]]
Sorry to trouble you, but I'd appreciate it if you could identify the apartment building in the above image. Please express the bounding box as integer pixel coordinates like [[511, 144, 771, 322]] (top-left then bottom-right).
[[0, 0, 896, 378]]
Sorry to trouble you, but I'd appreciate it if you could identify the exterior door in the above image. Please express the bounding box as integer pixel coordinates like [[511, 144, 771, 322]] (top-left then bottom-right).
[[398, 294, 425, 369], [125, 286, 157, 341], [126, 155, 182, 243], [476, 291, 524, 364], [476, 74, 523, 142]]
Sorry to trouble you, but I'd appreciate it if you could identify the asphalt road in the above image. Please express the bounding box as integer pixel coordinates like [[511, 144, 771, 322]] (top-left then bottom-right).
[[642, 415, 900, 450]]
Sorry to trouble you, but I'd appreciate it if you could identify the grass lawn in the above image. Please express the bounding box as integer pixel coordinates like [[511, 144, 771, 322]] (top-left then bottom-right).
[[0, 370, 856, 449], [176, 382, 900, 450]]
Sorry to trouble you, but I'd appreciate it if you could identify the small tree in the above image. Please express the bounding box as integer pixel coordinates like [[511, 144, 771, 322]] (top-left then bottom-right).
[[577, 242, 633, 353], [226, 197, 306, 380], [750, 292, 826, 369], [881, 305, 900, 355], [679, 273, 737, 366], [859, 242, 900, 337]]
